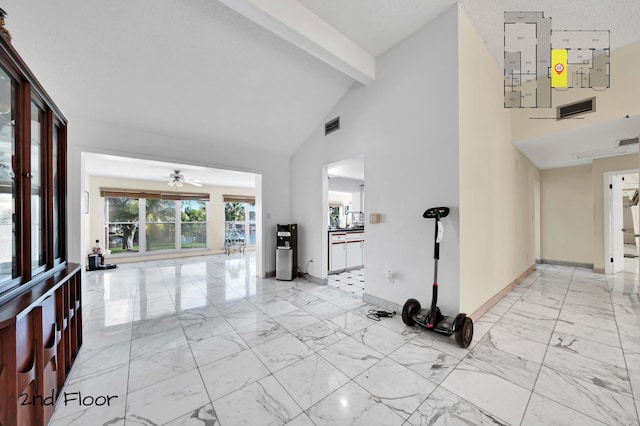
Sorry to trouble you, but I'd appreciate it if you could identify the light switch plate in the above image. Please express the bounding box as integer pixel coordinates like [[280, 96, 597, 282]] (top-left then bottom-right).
[[369, 213, 380, 224]]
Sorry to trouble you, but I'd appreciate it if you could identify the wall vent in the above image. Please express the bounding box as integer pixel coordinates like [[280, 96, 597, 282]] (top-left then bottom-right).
[[325, 117, 340, 135], [557, 97, 595, 119], [618, 137, 639, 146]]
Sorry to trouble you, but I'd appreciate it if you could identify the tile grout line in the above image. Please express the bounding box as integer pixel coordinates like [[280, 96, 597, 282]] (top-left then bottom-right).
[[516, 265, 573, 426], [244, 277, 311, 423], [253, 276, 397, 422], [120, 267, 140, 426], [128, 260, 233, 426], [517, 267, 615, 426], [169, 291, 224, 426], [67, 257, 638, 425], [606, 273, 640, 424], [160, 257, 269, 425], [394, 270, 537, 425]]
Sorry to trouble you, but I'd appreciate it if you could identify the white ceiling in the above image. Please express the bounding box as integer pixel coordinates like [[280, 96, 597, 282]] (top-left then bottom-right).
[[515, 116, 640, 169], [328, 155, 365, 180], [298, 0, 457, 57], [3, 0, 354, 155], [2, 0, 639, 178], [85, 154, 257, 189]]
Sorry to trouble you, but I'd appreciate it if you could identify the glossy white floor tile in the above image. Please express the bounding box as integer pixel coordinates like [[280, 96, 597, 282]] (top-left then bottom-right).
[[50, 255, 640, 425]]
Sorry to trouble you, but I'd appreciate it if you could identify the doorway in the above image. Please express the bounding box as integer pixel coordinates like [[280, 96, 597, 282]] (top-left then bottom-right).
[[325, 155, 365, 296], [79, 152, 265, 276], [604, 170, 639, 275]]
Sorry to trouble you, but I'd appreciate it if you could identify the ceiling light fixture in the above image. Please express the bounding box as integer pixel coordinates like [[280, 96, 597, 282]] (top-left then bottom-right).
[[167, 170, 202, 188]]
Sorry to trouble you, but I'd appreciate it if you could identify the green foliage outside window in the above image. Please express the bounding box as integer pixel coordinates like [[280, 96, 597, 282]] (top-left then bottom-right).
[[225, 202, 245, 222]]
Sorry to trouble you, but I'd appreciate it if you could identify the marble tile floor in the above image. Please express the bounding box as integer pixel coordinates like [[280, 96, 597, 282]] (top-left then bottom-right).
[[50, 253, 640, 425], [328, 267, 365, 297]]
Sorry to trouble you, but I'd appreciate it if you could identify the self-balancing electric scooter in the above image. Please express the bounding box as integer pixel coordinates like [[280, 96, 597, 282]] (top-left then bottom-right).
[[401, 207, 474, 348]]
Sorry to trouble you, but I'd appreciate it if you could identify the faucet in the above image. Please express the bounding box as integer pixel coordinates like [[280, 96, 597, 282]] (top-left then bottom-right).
[[345, 211, 353, 228]]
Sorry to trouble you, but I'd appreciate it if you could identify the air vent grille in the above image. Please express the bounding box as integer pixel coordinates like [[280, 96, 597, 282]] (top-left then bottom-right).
[[557, 97, 595, 119], [325, 117, 340, 135], [618, 137, 639, 146]]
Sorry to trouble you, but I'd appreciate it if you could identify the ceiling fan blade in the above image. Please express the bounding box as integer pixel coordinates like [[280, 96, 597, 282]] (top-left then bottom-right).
[[184, 179, 202, 187]]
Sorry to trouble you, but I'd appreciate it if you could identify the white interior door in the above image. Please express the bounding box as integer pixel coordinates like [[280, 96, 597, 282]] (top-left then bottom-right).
[[631, 204, 639, 256], [607, 175, 624, 274]]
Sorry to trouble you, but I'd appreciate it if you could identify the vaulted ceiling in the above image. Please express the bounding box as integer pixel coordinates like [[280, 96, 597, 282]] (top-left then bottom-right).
[[3, 0, 639, 178]]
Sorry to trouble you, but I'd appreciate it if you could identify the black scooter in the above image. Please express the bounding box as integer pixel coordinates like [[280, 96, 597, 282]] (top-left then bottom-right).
[[401, 207, 474, 348]]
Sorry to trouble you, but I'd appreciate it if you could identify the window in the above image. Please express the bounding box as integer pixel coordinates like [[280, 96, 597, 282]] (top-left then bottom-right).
[[181, 200, 206, 249], [101, 189, 209, 256], [145, 199, 176, 251], [105, 197, 140, 254], [224, 200, 256, 246]]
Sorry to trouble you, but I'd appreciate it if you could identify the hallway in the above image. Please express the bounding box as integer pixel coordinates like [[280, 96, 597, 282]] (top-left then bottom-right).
[[51, 253, 640, 425]]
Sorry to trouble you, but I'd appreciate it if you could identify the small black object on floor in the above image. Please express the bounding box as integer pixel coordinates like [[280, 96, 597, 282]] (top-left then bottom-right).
[[367, 309, 395, 321], [87, 254, 118, 271]]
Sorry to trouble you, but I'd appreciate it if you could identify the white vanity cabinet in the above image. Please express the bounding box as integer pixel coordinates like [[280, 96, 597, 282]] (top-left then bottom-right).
[[346, 232, 364, 268], [329, 233, 346, 272], [329, 231, 364, 273]]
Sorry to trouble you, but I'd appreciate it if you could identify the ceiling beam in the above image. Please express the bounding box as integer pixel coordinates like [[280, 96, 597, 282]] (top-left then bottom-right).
[[218, 0, 375, 84]]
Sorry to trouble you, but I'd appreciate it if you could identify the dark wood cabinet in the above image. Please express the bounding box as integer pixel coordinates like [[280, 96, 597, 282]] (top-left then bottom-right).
[[0, 18, 82, 426], [1, 265, 82, 426]]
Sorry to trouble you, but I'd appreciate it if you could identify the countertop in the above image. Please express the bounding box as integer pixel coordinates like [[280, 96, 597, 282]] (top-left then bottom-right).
[[328, 227, 365, 233]]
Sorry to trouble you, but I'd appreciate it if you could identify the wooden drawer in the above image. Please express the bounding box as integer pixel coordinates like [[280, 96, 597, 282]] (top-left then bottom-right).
[[330, 233, 346, 243]]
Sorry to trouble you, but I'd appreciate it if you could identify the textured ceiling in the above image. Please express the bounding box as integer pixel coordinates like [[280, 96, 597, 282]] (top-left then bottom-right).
[[459, 0, 640, 70]]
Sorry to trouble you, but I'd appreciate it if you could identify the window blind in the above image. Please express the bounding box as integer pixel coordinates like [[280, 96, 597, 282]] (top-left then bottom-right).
[[222, 194, 255, 204], [100, 188, 210, 201]]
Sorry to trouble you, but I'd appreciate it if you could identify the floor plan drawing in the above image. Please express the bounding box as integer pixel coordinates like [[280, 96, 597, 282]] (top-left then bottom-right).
[[504, 12, 610, 108]]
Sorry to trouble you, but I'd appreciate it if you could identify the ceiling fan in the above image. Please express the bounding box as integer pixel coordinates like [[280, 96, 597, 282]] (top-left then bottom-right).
[[167, 170, 202, 187]]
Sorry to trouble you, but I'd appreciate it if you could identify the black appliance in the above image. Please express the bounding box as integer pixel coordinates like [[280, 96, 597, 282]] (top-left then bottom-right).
[[276, 224, 297, 280]]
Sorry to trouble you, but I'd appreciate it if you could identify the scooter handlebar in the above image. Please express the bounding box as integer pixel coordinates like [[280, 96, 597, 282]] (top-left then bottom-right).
[[423, 207, 450, 219]]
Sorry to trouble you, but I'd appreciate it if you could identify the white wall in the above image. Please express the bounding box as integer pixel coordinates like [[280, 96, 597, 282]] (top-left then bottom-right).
[[591, 154, 639, 272], [67, 117, 291, 276], [536, 155, 640, 271], [291, 5, 460, 312], [540, 165, 593, 265], [458, 6, 539, 314]]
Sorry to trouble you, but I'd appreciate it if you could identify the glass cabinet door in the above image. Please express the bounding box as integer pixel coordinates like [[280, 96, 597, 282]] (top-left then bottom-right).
[[52, 124, 61, 261], [30, 101, 45, 271], [0, 65, 15, 288]]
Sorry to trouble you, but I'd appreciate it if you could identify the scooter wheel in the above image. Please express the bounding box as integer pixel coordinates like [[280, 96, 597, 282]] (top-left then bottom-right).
[[455, 316, 473, 348], [402, 298, 421, 326]]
